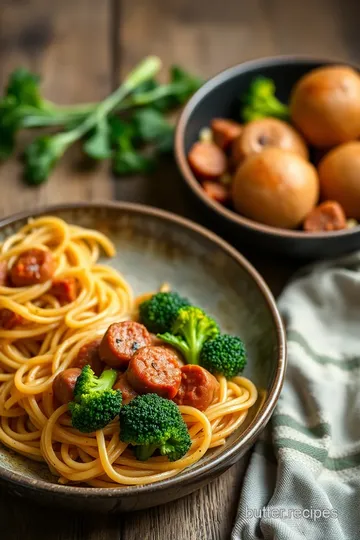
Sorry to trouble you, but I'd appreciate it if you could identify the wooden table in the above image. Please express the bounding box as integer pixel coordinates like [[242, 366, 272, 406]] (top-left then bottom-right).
[[0, 0, 358, 538]]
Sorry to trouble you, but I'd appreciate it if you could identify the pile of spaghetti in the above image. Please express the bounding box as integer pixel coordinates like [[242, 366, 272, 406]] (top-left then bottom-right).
[[0, 216, 257, 487]]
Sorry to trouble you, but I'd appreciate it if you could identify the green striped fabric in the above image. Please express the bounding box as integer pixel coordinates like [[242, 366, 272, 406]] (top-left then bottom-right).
[[232, 254, 360, 540]]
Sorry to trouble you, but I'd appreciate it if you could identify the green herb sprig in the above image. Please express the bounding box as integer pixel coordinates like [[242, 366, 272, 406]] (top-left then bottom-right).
[[0, 60, 203, 184]]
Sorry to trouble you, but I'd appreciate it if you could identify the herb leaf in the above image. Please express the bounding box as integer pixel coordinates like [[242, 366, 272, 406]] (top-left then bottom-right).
[[110, 116, 155, 175], [83, 117, 112, 160], [23, 134, 69, 185], [113, 150, 155, 175], [1, 59, 202, 181], [170, 65, 203, 104], [133, 108, 173, 145], [0, 98, 19, 159], [5, 68, 43, 108], [132, 108, 174, 153]]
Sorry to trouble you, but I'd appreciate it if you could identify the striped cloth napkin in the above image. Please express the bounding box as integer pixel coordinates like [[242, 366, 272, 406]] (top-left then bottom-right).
[[232, 253, 360, 540]]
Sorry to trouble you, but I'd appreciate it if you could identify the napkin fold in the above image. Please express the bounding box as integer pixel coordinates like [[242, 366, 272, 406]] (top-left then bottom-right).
[[232, 253, 360, 540]]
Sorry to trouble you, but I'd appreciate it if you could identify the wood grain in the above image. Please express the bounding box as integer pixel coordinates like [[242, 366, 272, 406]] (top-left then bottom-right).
[[0, 0, 359, 539], [0, 0, 113, 218]]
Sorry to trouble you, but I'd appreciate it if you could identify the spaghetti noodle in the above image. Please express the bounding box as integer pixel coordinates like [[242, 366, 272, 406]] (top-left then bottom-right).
[[0, 216, 258, 487]]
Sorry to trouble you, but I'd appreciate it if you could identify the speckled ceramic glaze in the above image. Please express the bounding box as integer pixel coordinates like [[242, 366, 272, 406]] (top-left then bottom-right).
[[0, 202, 286, 512]]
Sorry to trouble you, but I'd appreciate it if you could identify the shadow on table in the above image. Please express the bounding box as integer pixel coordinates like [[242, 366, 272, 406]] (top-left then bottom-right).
[[0, 456, 250, 540]]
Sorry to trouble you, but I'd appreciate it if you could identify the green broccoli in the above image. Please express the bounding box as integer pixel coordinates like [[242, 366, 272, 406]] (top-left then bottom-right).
[[0, 69, 90, 161], [200, 334, 247, 379], [241, 76, 290, 123], [6, 68, 43, 109], [68, 365, 122, 433], [157, 306, 219, 364], [23, 56, 162, 184], [0, 69, 44, 160], [119, 393, 191, 461], [24, 134, 71, 185], [139, 291, 191, 333]]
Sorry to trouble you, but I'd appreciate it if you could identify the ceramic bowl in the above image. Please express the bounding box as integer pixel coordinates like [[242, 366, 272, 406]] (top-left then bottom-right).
[[175, 56, 360, 259], [0, 202, 286, 512]]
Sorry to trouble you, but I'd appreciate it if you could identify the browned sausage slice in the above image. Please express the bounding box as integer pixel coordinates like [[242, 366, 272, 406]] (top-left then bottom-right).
[[188, 142, 227, 179], [53, 368, 82, 405], [127, 346, 181, 399], [173, 365, 219, 411], [72, 338, 103, 376], [11, 249, 56, 287], [0, 261, 8, 286], [211, 118, 242, 150], [150, 334, 184, 365], [303, 201, 347, 232], [113, 372, 138, 404], [99, 321, 151, 369], [0, 309, 24, 330], [202, 181, 230, 204], [50, 277, 77, 304], [231, 117, 308, 167]]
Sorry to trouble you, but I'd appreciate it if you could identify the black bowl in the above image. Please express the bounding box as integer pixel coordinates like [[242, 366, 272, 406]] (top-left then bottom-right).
[[175, 56, 360, 259]]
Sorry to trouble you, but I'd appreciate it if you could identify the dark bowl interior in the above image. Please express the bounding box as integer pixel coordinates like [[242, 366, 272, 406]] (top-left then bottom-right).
[[0, 203, 286, 513], [175, 56, 360, 259]]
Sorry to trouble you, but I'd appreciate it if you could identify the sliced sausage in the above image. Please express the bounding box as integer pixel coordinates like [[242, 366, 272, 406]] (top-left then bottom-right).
[[113, 372, 138, 405], [173, 365, 219, 411], [99, 321, 151, 369], [53, 368, 82, 405], [211, 118, 242, 151], [72, 338, 103, 376], [202, 181, 230, 204], [303, 201, 347, 232], [127, 346, 181, 399], [11, 249, 56, 287], [231, 118, 309, 167], [188, 142, 227, 179], [0, 309, 24, 330], [0, 261, 8, 286], [150, 334, 184, 365], [50, 277, 77, 304]]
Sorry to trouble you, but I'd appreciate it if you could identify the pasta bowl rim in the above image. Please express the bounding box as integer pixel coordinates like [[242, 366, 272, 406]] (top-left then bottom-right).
[[0, 201, 286, 499]]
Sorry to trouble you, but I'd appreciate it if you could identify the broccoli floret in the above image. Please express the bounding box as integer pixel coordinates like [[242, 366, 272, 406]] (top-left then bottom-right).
[[158, 306, 219, 365], [200, 334, 247, 379], [119, 393, 191, 461], [24, 133, 72, 185], [241, 76, 290, 123], [68, 365, 122, 433], [139, 291, 191, 333]]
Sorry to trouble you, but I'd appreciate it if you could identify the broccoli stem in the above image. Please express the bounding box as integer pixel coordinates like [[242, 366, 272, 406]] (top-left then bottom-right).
[[122, 81, 186, 107], [18, 89, 166, 129], [181, 318, 213, 365], [52, 56, 162, 147], [93, 369, 117, 392], [266, 97, 289, 119], [20, 106, 95, 128], [23, 55, 163, 183], [186, 320, 200, 364], [43, 100, 96, 115], [135, 443, 159, 461], [23, 80, 186, 129], [19, 68, 184, 131], [156, 333, 192, 363], [21, 112, 85, 128]]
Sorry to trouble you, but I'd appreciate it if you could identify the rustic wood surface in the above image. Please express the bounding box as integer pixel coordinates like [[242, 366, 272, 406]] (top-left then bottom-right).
[[0, 0, 358, 538]]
